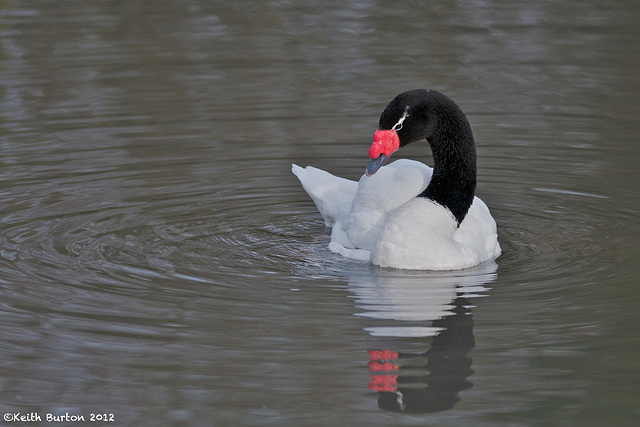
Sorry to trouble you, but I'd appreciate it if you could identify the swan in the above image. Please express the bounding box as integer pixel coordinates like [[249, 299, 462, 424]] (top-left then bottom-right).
[[292, 89, 501, 270]]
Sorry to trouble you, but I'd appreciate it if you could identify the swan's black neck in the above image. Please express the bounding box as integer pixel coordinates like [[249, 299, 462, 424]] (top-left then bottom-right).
[[381, 90, 477, 225], [420, 123, 477, 225]]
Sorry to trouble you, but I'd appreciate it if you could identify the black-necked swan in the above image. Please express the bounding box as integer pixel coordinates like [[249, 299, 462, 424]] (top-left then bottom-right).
[[292, 89, 501, 270]]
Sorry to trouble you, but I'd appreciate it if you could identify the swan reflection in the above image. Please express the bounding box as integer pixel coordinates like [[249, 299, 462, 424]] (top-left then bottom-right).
[[348, 262, 497, 413]]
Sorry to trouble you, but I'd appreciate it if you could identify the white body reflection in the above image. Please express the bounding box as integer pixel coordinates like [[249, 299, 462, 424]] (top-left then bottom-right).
[[349, 261, 497, 337]]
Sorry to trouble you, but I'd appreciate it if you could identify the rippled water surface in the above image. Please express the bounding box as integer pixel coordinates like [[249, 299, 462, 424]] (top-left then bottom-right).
[[1, 1, 639, 425]]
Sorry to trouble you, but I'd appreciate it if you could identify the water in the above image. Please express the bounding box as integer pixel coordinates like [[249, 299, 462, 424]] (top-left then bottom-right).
[[1, 1, 639, 425]]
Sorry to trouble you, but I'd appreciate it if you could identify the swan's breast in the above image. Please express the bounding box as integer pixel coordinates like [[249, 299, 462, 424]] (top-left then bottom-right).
[[370, 198, 464, 270]]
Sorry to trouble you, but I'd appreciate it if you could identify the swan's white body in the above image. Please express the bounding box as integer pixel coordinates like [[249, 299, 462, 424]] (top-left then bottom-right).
[[292, 159, 501, 270]]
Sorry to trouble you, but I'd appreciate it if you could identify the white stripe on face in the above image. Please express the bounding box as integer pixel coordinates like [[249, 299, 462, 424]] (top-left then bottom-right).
[[392, 106, 410, 131]]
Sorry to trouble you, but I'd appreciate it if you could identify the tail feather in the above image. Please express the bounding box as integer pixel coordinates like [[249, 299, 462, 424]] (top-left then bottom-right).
[[292, 164, 358, 225]]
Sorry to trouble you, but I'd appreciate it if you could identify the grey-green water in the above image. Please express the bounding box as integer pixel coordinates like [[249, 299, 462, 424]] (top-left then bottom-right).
[[1, 1, 638, 425]]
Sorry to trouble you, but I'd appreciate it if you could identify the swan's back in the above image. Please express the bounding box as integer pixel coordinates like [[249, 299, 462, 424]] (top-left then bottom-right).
[[346, 160, 432, 250]]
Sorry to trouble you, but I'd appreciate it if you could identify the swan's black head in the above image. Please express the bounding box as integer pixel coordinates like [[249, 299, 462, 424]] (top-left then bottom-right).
[[366, 89, 478, 225], [366, 89, 452, 175], [378, 89, 440, 146]]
